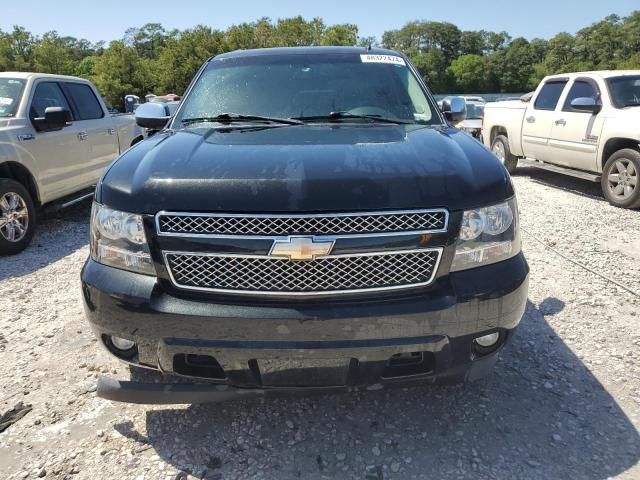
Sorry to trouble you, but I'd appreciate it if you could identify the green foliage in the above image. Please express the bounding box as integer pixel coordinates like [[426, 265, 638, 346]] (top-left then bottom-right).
[[447, 54, 484, 91], [1, 12, 639, 107]]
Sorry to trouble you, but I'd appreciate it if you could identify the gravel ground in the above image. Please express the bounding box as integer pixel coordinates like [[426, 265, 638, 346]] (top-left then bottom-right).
[[0, 167, 639, 480]]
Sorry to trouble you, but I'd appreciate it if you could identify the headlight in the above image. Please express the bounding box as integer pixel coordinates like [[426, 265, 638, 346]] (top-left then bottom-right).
[[451, 198, 520, 271], [90, 203, 155, 275]]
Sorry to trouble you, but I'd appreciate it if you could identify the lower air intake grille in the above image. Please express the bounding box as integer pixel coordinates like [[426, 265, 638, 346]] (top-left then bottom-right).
[[165, 249, 441, 295]]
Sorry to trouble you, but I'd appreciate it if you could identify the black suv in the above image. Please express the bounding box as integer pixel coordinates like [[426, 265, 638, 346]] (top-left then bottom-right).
[[81, 47, 528, 404]]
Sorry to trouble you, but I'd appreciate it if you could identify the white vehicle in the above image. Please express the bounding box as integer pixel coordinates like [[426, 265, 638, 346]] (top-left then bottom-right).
[[441, 96, 485, 140], [0, 73, 145, 255], [482, 71, 640, 209]]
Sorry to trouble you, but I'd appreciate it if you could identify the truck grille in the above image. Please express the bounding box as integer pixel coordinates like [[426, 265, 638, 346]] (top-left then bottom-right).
[[164, 249, 441, 296], [157, 209, 447, 236]]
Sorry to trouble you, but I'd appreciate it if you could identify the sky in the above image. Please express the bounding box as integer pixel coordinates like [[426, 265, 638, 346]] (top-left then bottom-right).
[[2, 0, 638, 43]]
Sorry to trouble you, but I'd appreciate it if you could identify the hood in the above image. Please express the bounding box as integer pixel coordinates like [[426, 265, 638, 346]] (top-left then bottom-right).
[[459, 119, 482, 129], [98, 124, 513, 213]]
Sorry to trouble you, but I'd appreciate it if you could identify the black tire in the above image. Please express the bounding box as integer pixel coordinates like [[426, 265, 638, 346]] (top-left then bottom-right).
[[601, 149, 640, 209], [491, 135, 518, 174], [0, 178, 37, 256]]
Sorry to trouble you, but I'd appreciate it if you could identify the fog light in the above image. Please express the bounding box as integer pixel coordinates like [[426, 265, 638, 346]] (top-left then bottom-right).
[[110, 336, 136, 351], [474, 332, 500, 347]]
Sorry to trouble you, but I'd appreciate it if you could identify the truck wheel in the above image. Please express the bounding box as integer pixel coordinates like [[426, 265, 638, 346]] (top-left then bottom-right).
[[0, 179, 36, 256], [601, 149, 640, 209], [491, 135, 518, 174]]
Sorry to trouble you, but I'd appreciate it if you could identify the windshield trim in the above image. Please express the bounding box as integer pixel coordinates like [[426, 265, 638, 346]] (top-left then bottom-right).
[[169, 52, 446, 130], [0, 77, 26, 118]]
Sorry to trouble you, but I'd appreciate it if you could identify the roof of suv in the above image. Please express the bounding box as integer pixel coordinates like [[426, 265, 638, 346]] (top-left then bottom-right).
[[546, 70, 640, 80], [0, 72, 91, 81], [213, 46, 403, 61]]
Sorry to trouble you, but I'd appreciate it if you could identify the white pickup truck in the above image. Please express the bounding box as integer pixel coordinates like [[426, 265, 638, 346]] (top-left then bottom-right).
[[482, 71, 640, 209], [0, 72, 145, 255]]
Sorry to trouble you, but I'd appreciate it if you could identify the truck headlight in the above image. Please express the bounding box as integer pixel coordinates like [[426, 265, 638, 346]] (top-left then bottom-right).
[[90, 203, 155, 275], [451, 198, 520, 271]]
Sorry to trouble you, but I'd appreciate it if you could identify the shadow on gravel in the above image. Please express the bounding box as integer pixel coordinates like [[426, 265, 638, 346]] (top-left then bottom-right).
[[115, 298, 639, 480], [0, 200, 91, 281], [513, 167, 606, 202]]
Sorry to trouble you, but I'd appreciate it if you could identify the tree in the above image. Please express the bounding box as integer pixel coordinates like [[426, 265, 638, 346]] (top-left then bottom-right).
[[320, 24, 358, 46], [273, 16, 323, 46], [448, 54, 485, 92], [497, 38, 535, 92], [357, 36, 378, 48], [484, 31, 511, 53], [124, 23, 167, 59], [2, 11, 640, 98], [411, 48, 452, 92], [460, 30, 486, 56], [32, 31, 75, 75], [544, 32, 576, 74], [156, 25, 225, 94], [92, 40, 146, 108]]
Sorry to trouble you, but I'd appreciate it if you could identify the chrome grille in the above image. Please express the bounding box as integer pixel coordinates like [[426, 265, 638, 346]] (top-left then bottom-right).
[[157, 210, 447, 236], [165, 249, 441, 295]]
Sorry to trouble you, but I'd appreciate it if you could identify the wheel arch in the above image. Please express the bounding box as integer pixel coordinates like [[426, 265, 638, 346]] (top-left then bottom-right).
[[490, 126, 508, 146], [0, 162, 40, 206], [130, 134, 144, 147], [601, 138, 640, 169]]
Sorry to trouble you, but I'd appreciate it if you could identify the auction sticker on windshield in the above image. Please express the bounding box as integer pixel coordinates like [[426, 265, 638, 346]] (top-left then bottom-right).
[[360, 54, 406, 66]]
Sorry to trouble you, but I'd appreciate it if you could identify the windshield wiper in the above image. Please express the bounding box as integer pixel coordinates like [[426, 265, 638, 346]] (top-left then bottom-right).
[[293, 111, 414, 124], [181, 113, 303, 126], [620, 102, 640, 108]]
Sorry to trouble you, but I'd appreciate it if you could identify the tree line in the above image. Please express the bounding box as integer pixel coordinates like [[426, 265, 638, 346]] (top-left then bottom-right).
[[0, 13, 638, 109]]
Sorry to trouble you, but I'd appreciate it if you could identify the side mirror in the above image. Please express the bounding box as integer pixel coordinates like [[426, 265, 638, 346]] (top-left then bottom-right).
[[135, 102, 171, 129], [520, 92, 534, 103], [441, 96, 467, 124], [570, 97, 601, 114], [33, 107, 72, 132]]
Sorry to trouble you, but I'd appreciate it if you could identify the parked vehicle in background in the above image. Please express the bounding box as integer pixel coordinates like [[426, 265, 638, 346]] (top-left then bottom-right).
[[148, 93, 181, 103], [456, 97, 486, 140], [483, 71, 640, 209], [81, 46, 528, 404], [0, 72, 145, 255]]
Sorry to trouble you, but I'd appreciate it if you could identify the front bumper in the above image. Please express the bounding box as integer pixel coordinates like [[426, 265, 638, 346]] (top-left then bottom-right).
[[81, 253, 528, 403]]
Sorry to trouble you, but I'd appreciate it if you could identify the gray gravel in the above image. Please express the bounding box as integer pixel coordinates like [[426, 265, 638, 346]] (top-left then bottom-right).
[[1, 168, 639, 479]]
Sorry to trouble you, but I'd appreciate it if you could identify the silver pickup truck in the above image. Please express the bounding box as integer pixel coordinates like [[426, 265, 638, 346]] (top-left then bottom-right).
[[0, 72, 145, 255]]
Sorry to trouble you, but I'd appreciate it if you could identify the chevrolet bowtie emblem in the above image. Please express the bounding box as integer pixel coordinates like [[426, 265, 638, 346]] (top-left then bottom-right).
[[270, 236, 335, 261]]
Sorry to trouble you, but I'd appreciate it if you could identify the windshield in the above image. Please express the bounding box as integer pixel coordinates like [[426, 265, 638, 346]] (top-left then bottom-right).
[[173, 53, 440, 126], [466, 102, 485, 119], [607, 75, 640, 108], [0, 78, 25, 118]]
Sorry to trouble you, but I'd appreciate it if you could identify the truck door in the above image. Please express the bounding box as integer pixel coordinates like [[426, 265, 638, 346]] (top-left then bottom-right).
[[62, 82, 119, 187], [522, 79, 568, 161], [547, 78, 604, 171], [24, 80, 83, 203]]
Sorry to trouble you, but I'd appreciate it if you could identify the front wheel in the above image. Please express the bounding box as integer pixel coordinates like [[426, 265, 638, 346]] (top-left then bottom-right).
[[601, 149, 640, 209], [491, 135, 518, 174], [0, 179, 37, 256]]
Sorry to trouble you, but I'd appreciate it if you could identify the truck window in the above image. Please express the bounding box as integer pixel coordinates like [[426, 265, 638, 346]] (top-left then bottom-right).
[[30, 82, 72, 119], [606, 75, 640, 108], [562, 80, 599, 112], [0, 78, 25, 118], [64, 82, 104, 120], [533, 81, 567, 111]]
